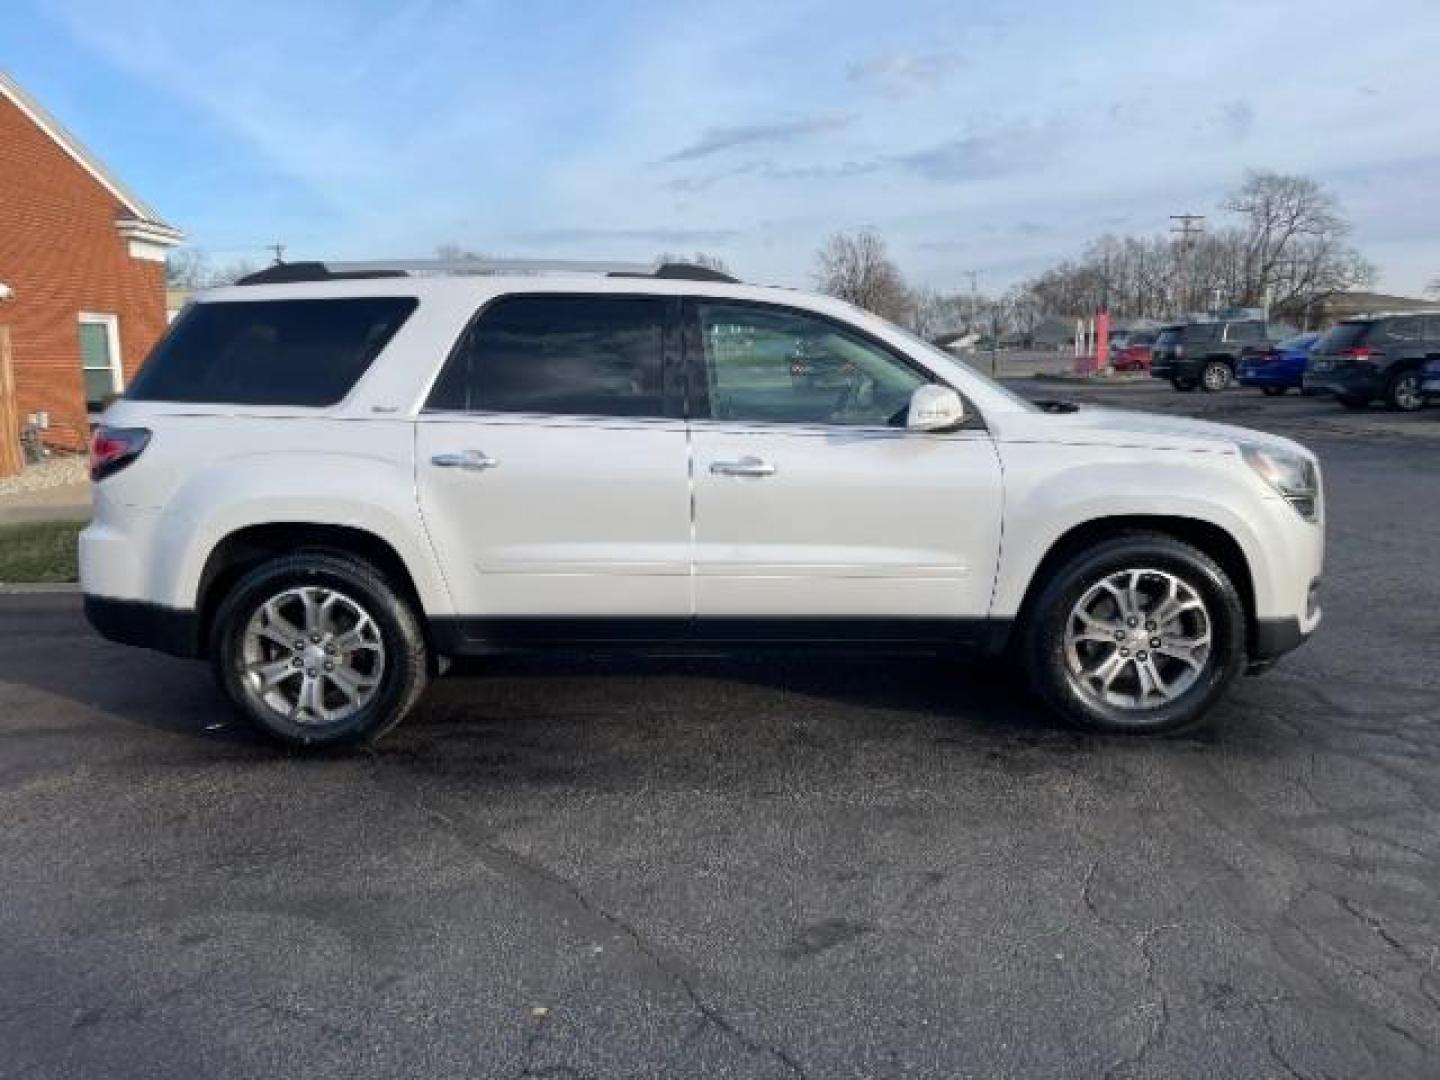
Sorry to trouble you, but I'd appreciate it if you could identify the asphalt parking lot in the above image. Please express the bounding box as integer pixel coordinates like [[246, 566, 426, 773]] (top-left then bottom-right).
[[1, 384, 1437, 1079]]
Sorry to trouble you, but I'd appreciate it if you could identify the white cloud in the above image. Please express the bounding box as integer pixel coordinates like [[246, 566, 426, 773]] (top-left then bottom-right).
[[40, 0, 1440, 294]]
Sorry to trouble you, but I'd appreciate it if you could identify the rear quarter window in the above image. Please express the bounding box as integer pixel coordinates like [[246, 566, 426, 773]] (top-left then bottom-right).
[[125, 297, 418, 406]]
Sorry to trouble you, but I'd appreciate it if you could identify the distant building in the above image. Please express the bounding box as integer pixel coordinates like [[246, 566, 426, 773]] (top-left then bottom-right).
[[1276, 291, 1437, 330], [0, 70, 182, 450]]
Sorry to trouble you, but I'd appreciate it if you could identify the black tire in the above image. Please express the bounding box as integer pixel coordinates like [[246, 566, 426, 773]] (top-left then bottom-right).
[[1336, 394, 1370, 411], [1021, 532, 1247, 735], [1385, 370, 1424, 412], [1200, 360, 1233, 392], [1171, 378, 1198, 392], [1261, 386, 1286, 397], [211, 551, 429, 750]]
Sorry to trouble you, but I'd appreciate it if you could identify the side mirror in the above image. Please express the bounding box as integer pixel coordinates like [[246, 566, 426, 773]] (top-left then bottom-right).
[[906, 384, 965, 432]]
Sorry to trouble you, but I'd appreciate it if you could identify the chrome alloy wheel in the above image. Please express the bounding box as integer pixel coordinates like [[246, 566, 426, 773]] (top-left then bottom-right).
[[1392, 373, 1423, 411], [1202, 362, 1232, 391], [240, 587, 386, 725], [1063, 569, 1212, 710]]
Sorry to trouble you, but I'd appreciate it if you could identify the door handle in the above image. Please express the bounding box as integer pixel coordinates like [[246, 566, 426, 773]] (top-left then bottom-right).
[[431, 449, 498, 471], [710, 455, 776, 477]]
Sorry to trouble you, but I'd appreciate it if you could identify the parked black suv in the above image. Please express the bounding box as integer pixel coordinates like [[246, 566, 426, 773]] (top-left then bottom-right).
[[1303, 312, 1440, 412], [1150, 318, 1292, 392]]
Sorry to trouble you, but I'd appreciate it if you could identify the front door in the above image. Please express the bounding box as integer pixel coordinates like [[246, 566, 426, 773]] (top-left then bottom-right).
[[416, 293, 690, 621], [685, 300, 1004, 637]]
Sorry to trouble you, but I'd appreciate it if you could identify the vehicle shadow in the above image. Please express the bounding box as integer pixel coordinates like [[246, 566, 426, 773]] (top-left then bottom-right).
[[0, 603, 1239, 788]]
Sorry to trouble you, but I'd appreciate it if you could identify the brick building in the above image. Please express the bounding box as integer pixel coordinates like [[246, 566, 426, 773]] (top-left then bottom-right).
[[0, 70, 182, 451]]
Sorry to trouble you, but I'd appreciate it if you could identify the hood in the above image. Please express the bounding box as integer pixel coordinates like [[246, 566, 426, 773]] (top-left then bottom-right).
[[994, 405, 1312, 458]]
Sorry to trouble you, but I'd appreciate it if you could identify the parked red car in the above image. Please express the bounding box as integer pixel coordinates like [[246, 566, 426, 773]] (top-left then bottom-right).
[[1111, 331, 1156, 372]]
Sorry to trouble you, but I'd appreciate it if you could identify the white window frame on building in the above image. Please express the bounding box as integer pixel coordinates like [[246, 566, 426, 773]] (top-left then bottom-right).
[[78, 311, 123, 411]]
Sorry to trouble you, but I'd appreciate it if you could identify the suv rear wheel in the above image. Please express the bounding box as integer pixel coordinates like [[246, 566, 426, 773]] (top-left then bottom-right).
[[1200, 360, 1233, 392], [1022, 532, 1246, 734], [1386, 370, 1424, 412], [211, 552, 429, 749]]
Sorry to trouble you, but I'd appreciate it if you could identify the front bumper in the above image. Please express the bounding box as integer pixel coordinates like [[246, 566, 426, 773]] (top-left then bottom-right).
[[1303, 365, 1380, 398], [1150, 358, 1202, 382], [1249, 575, 1321, 672]]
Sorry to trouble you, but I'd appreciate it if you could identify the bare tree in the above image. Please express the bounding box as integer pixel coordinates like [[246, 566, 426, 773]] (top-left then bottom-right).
[[165, 248, 257, 288], [907, 287, 971, 340], [1015, 170, 1374, 323], [1223, 170, 1373, 310], [165, 248, 211, 288], [814, 230, 912, 323]]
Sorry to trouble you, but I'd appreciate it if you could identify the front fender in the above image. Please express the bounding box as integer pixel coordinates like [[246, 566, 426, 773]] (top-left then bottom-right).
[[991, 444, 1291, 621]]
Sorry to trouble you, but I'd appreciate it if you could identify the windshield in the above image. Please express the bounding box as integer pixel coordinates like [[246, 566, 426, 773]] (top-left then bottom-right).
[[886, 323, 1040, 412], [1278, 332, 1319, 351]]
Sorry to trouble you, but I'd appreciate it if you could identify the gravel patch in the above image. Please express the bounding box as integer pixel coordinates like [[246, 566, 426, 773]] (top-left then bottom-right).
[[0, 455, 88, 497]]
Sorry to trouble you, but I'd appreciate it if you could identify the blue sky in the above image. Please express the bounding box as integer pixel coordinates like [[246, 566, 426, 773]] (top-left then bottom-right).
[[6, 0, 1439, 294]]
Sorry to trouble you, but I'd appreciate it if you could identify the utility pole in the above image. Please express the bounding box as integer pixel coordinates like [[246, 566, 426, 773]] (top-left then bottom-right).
[[962, 270, 980, 328], [267, 242, 287, 266], [1169, 214, 1204, 316]]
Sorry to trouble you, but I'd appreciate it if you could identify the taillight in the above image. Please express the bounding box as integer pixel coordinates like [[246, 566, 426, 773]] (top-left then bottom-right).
[[1344, 347, 1374, 362], [89, 426, 151, 481]]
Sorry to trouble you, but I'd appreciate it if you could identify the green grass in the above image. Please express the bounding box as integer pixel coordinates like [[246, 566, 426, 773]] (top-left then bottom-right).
[[0, 521, 83, 583]]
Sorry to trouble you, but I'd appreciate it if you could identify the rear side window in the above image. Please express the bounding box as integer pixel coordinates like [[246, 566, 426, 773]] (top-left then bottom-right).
[[1315, 321, 1373, 352], [427, 295, 666, 417], [126, 298, 416, 406], [1183, 323, 1219, 344], [1376, 317, 1424, 344], [1154, 328, 1181, 348]]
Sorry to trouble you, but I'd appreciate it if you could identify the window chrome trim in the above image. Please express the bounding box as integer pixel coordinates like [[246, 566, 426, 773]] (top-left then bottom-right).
[[417, 407, 686, 433]]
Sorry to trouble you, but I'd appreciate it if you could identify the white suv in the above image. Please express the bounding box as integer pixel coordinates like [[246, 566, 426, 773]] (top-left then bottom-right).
[[80, 259, 1324, 748]]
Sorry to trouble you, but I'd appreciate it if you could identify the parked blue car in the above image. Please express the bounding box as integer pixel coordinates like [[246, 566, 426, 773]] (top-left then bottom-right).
[[1421, 355, 1440, 403], [1236, 332, 1321, 395]]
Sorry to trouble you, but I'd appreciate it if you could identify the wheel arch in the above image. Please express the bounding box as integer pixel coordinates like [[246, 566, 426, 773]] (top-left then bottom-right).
[[1002, 515, 1257, 658], [196, 523, 432, 660]]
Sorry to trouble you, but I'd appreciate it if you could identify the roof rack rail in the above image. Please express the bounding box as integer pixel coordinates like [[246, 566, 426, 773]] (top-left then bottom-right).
[[235, 257, 741, 286]]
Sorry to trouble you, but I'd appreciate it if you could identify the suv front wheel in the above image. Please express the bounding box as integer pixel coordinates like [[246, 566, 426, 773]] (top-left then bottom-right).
[[1022, 532, 1246, 734], [211, 552, 429, 749]]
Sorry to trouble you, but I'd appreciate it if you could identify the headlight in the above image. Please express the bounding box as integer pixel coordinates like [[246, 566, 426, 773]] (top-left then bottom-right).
[[1241, 443, 1320, 522]]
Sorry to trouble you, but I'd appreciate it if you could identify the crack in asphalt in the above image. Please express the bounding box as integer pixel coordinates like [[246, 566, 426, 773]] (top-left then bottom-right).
[[365, 756, 807, 1078], [1100, 924, 1175, 1080]]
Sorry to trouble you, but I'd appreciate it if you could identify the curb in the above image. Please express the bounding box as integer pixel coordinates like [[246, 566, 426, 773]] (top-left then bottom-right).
[[0, 582, 81, 595]]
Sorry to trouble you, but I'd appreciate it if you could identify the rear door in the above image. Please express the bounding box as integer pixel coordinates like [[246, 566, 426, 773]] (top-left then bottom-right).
[[415, 294, 691, 619], [684, 299, 1003, 632]]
